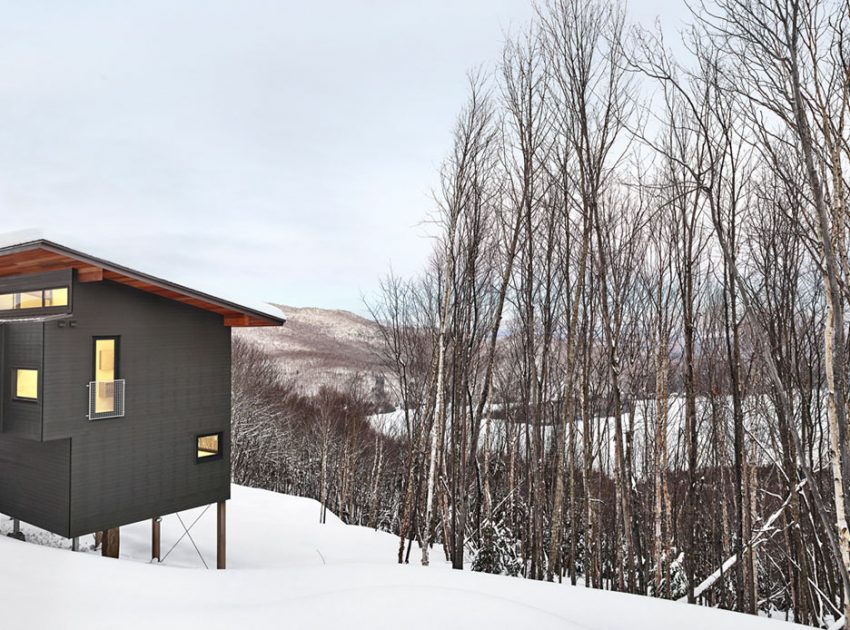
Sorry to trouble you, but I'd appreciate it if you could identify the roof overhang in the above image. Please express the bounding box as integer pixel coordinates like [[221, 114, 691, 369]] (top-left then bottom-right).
[[0, 240, 285, 327]]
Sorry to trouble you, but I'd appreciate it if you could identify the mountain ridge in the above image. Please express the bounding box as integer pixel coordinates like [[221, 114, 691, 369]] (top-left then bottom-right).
[[236, 303, 389, 397]]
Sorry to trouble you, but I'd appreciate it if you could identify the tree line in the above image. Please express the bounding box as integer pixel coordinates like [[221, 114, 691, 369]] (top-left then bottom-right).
[[364, 0, 850, 625], [230, 0, 850, 625]]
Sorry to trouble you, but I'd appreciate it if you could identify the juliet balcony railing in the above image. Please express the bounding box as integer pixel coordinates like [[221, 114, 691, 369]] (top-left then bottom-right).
[[87, 379, 125, 420]]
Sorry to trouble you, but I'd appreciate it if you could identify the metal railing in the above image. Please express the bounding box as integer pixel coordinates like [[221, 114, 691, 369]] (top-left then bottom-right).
[[87, 379, 125, 420]]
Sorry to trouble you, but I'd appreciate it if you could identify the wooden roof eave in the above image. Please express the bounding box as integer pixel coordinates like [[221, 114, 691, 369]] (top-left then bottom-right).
[[0, 240, 284, 328]]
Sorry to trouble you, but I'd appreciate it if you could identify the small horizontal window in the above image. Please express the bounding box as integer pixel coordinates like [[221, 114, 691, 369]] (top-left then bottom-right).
[[15, 368, 38, 400], [0, 286, 69, 311], [197, 433, 222, 462]]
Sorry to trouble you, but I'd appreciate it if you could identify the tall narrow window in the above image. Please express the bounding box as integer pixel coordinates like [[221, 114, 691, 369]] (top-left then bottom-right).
[[93, 337, 119, 414], [197, 433, 222, 462], [15, 368, 38, 400]]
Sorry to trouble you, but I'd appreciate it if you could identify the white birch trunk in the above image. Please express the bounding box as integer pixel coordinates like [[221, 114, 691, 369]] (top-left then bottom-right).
[[825, 291, 850, 574], [421, 328, 446, 567]]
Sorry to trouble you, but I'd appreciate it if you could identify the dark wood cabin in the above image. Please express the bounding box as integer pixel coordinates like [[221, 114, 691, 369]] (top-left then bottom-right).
[[0, 239, 284, 567]]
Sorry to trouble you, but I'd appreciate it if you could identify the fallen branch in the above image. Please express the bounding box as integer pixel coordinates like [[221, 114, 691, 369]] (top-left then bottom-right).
[[682, 478, 807, 601]]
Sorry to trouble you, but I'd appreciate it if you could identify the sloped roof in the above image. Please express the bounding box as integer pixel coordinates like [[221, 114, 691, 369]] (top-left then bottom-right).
[[0, 239, 285, 327]]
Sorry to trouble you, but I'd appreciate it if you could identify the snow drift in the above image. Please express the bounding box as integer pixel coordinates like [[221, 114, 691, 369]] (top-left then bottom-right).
[[0, 485, 804, 629]]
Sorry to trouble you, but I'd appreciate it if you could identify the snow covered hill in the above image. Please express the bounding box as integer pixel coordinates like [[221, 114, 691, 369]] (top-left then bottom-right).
[[0, 485, 804, 629], [237, 304, 389, 397]]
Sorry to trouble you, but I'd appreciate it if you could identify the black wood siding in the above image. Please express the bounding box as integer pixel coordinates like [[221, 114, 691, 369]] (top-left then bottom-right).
[[2, 322, 44, 440], [41, 276, 231, 537], [0, 270, 73, 440], [0, 434, 70, 536]]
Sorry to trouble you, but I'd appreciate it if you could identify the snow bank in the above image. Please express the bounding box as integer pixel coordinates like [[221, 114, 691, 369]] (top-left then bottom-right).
[[0, 485, 803, 629]]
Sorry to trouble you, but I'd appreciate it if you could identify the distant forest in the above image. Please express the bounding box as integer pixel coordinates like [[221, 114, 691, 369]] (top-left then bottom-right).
[[232, 0, 850, 626]]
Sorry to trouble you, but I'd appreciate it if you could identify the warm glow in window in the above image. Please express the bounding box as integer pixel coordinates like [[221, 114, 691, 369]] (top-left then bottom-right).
[[94, 338, 117, 414], [15, 369, 38, 400], [17, 291, 42, 309], [44, 288, 68, 307], [0, 287, 69, 311], [197, 434, 221, 460]]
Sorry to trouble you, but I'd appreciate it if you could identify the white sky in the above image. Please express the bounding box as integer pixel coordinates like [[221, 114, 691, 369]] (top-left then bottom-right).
[[0, 1, 688, 314]]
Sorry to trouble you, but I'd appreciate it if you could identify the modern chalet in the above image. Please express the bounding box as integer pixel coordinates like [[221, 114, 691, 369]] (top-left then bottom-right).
[[0, 238, 284, 568]]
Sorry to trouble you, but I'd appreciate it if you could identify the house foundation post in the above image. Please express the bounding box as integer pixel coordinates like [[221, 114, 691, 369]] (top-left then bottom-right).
[[102, 527, 120, 558], [152, 517, 161, 562], [217, 501, 226, 570], [7, 519, 24, 541], [72, 537, 79, 552]]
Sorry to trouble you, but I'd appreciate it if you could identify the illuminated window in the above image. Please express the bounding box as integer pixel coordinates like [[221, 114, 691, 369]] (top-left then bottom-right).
[[44, 287, 68, 307], [15, 369, 38, 400], [197, 433, 222, 462], [0, 287, 69, 312], [93, 337, 118, 414], [17, 290, 42, 309]]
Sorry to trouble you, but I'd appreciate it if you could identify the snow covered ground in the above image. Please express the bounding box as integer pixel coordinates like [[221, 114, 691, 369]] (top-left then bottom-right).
[[0, 485, 804, 629]]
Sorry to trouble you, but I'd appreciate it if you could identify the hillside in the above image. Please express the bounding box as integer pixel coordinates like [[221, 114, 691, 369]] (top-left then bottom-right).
[[236, 304, 390, 397], [0, 485, 805, 629]]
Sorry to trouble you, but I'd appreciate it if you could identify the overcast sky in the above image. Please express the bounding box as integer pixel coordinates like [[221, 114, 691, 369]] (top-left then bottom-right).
[[0, 1, 687, 314]]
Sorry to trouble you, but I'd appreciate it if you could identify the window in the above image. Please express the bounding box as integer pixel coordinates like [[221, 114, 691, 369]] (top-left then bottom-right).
[[18, 290, 42, 309], [93, 337, 119, 414], [44, 287, 68, 307], [0, 286, 69, 312], [14, 369, 38, 400], [197, 433, 222, 462]]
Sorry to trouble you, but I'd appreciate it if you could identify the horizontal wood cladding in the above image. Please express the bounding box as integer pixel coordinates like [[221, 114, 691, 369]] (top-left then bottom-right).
[[0, 249, 75, 275], [0, 434, 70, 536], [43, 277, 232, 537]]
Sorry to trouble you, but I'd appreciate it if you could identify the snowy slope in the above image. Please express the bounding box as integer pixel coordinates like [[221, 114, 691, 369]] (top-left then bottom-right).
[[0, 485, 803, 630], [237, 304, 388, 396]]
